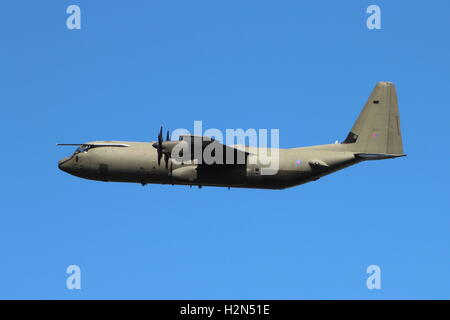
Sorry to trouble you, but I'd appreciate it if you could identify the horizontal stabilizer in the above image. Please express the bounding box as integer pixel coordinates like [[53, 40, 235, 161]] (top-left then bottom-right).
[[355, 153, 406, 160]]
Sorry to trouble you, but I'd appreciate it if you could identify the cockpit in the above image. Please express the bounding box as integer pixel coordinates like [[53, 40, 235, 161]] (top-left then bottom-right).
[[74, 145, 92, 154], [57, 142, 130, 159]]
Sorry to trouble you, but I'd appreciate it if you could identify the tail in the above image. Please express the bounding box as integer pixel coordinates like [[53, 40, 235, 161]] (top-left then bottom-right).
[[342, 82, 405, 158]]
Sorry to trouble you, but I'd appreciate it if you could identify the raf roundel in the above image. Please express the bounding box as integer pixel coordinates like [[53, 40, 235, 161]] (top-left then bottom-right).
[[295, 160, 302, 167]]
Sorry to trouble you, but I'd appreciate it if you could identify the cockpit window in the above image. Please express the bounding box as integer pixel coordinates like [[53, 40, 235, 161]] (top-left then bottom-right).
[[74, 145, 91, 154]]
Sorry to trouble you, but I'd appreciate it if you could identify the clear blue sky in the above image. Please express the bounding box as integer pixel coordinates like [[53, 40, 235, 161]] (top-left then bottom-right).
[[1, 1, 449, 299]]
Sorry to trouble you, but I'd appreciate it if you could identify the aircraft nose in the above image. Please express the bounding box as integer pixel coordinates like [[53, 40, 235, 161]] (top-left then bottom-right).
[[58, 157, 71, 172]]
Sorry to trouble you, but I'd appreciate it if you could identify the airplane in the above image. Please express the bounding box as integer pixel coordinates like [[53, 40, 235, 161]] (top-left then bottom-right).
[[58, 82, 405, 189]]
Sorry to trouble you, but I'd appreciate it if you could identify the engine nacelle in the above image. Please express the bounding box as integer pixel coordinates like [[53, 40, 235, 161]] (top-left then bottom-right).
[[171, 165, 198, 182]]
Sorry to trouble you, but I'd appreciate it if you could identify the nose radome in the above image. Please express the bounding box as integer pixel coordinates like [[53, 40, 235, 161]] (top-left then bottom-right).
[[58, 157, 71, 172]]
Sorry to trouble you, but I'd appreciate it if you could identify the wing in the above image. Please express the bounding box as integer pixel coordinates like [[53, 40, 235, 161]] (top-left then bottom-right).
[[57, 143, 129, 148]]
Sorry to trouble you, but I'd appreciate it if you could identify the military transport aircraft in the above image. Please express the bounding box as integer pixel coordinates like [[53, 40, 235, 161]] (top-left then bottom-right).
[[58, 82, 405, 189]]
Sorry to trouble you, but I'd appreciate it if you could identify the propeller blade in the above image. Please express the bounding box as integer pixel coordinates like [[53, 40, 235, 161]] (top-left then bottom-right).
[[159, 127, 163, 143], [155, 126, 163, 165], [165, 130, 172, 168], [164, 153, 169, 169]]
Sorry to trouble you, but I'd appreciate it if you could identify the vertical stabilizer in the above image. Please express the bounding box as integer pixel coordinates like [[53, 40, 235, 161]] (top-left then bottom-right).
[[343, 82, 404, 155]]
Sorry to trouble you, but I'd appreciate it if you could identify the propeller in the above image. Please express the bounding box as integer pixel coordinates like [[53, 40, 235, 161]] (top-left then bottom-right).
[[153, 126, 163, 165], [152, 126, 172, 168]]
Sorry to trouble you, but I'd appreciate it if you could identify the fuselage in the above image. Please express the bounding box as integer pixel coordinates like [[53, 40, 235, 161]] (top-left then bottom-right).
[[57, 82, 406, 189], [58, 141, 361, 189]]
